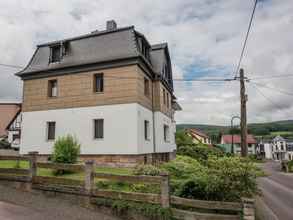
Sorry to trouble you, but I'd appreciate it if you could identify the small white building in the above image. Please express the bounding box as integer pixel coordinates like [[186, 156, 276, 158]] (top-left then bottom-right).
[[272, 136, 287, 161]]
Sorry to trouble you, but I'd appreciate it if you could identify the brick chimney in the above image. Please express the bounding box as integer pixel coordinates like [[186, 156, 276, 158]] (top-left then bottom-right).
[[106, 20, 117, 31]]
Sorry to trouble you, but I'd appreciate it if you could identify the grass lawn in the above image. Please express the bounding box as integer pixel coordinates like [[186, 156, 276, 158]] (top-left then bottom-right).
[[0, 160, 133, 179]]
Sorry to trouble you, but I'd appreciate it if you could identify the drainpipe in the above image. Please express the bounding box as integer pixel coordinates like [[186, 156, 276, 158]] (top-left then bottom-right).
[[151, 78, 156, 159]]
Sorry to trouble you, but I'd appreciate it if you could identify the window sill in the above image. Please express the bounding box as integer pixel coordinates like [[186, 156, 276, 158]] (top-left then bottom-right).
[[48, 96, 58, 99], [46, 139, 55, 142], [94, 92, 104, 94], [94, 138, 104, 141]]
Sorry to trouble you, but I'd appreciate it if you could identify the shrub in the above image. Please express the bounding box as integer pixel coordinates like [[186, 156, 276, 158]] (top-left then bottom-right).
[[177, 144, 224, 164], [133, 164, 162, 176], [288, 160, 293, 172], [52, 135, 80, 164], [162, 155, 260, 202]]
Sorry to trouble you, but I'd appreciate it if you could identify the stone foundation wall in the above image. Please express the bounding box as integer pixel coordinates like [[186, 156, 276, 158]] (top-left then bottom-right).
[[29, 152, 176, 168]]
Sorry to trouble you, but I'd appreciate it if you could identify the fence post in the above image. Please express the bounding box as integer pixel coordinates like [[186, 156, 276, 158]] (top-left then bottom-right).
[[160, 172, 170, 208], [28, 151, 38, 181], [85, 160, 95, 195], [242, 197, 255, 220]]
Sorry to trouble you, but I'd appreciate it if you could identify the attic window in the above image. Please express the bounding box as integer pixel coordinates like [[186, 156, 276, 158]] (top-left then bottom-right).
[[137, 37, 150, 61], [50, 45, 61, 63]]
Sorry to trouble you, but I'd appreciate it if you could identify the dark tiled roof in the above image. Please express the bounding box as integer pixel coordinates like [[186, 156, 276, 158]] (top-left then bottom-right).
[[16, 25, 173, 91], [187, 128, 209, 139]]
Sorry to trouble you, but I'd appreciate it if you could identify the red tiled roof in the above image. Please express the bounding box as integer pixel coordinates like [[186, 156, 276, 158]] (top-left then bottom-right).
[[186, 128, 209, 139], [221, 134, 257, 144]]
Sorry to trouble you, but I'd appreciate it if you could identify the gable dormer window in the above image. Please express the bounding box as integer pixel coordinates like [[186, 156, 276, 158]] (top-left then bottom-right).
[[137, 36, 150, 61], [50, 45, 61, 63]]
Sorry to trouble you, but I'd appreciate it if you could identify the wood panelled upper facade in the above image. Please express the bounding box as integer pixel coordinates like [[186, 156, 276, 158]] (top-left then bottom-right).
[[23, 65, 173, 117]]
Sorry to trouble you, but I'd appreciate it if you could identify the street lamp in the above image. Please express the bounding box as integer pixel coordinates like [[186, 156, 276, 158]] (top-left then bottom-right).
[[231, 116, 241, 154]]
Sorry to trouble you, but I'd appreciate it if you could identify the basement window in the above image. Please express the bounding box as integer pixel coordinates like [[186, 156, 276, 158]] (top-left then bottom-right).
[[144, 120, 150, 141], [47, 121, 56, 140], [94, 119, 104, 139], [164, 124, 170, 142]]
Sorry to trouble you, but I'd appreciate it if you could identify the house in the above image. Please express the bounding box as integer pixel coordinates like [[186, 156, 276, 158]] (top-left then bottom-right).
[[0, 101, 21, 138], [272, 136, 287, 160], [16, 20, 181, 167], [186, 128, 211, 145], [286, 142, 293, 161], [256, 139, 272, 159], [6, 108, 22, 149], [221, 134, 257, 155]]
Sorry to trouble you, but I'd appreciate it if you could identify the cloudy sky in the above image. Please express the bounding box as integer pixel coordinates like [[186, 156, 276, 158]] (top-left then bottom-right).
[[0, 0, 292, 125]]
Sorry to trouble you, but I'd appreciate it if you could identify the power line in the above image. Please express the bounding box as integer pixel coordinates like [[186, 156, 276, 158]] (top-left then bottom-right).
[[233, 0, 258, 78], [249, 83, 284, 110], [0, 61, 236, 82], [250, 73, 293, 80], [249, 81, 293, 96]]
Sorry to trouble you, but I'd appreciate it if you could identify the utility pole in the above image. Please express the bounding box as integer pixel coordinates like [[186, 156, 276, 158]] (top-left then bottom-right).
[[239, 68, 248, 157]]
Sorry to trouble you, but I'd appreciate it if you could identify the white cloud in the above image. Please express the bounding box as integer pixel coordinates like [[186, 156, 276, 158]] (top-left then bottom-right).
[[0, 0, 292, 125]]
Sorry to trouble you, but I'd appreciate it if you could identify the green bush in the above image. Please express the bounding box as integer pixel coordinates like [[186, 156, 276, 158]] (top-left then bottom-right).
[[133, 164, 162, 176], [177, 144, 224, 164], [288, 160, 293, 172], [52, 135, 80, 164], [161, 155, 260, 202]]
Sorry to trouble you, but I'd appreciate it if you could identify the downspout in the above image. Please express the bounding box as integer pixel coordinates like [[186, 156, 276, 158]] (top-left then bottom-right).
[[152, 78, 156, 157]]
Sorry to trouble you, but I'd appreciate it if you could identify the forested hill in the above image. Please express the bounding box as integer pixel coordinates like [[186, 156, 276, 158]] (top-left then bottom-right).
[[177, 120, 293, 139]]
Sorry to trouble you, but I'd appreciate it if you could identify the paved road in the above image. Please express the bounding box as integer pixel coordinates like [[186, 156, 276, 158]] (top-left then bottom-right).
[[0, 184, 120, 220], [258, 161, 293, 220]]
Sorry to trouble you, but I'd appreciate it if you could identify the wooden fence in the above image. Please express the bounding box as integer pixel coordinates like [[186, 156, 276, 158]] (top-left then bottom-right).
[[0, 152, 255, 220]]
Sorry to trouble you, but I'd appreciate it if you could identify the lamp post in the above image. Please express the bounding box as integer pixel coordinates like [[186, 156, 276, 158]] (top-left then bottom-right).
[[231, 116, 241, 154]]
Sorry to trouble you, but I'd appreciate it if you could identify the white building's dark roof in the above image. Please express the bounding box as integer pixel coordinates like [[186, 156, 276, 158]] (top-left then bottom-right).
[[16, 21, 174, 91]]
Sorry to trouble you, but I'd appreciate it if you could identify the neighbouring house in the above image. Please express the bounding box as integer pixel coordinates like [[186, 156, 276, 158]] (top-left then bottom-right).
[[256, 139, 272, 159], [0, 101, 21, 139], [16, 20, 181, 167], [220, 134, 257, 155], [272, 136, 287, 161], [6, 108, 22, 149], [186, 128, 211, 145], [286, 142, 293, 161]]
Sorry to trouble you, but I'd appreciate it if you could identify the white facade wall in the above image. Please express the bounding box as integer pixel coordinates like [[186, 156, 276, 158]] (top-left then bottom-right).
[[264, 143, 272, 159], [20, 103, 175, 155], [154, 112, 176, 153]]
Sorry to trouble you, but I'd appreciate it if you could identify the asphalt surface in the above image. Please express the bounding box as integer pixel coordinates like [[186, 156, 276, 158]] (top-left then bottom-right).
[[0, 184, 120, 220], [258, 161, 293, 220]]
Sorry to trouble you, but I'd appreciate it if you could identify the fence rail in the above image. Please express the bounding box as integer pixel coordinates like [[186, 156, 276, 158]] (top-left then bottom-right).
[[0, 152, 254, 220]]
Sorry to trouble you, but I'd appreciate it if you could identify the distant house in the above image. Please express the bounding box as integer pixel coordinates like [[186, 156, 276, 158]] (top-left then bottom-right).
[[6, 108, 22, 149], [221, 134, 257, 155], [186, 128, 211, 145], [271, 136, 293, 161], [0, 101, 21, 138], [256, 139, 272, 159], [271, 136, 287, 160]]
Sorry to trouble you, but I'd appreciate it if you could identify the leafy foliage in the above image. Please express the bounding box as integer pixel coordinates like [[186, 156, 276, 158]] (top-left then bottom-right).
[[133, 164, 162, 176], [161, 156, 260, 202], [175, 130, 194, 147], [177, 144, 224, 164], [93, 198, 173, 220], [288, 160, 293, 172], [52, 135, 80, 164]]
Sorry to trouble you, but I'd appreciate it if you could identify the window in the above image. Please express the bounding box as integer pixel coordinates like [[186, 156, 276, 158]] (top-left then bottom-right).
[[163, 89, 166, 105], [48, 80, 58, 97], [166, 93, 169, 108], [47, 122, 56, 140], [164, 124, 170, 142], [144, 78, 150, 96], [50, 45, 61, 63], [144, 120, 150, 140], [94, 73, 104, 93], [94, 119, 104, 139]]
